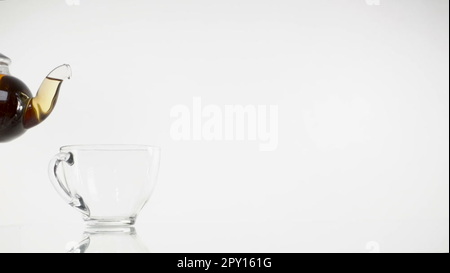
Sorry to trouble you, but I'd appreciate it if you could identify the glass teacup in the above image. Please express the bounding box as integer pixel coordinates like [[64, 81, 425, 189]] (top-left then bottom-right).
[[49, 145, 160, 226]]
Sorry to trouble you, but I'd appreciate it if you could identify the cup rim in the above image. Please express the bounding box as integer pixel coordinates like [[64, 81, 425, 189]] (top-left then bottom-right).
[[60, 144, 161, 151]]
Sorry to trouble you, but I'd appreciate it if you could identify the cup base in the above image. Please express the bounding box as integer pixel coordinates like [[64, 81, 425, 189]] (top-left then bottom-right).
[[84, 217, 136, 227]]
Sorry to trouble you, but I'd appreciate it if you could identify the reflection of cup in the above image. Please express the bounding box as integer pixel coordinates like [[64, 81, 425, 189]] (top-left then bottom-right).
[[68, 227, 149, 253], [49, 145, 160, 226]]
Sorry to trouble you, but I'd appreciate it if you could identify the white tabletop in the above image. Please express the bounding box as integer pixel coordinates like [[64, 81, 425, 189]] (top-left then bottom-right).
[[1, 219, 448, 253]]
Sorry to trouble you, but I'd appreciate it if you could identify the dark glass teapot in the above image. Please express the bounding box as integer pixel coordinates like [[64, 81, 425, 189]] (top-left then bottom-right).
[[0, 53, 71, 142]]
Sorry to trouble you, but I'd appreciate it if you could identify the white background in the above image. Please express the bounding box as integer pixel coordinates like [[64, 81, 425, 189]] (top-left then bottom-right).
[[0, 0, 448, 252]]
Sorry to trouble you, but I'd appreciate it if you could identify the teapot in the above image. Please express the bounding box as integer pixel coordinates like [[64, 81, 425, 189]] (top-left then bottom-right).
[[0, 53, 71, 142]]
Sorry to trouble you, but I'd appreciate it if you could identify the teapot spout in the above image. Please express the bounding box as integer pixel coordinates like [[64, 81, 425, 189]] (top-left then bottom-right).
[[48, 64, 72, 81], [23, 64, 72, 129]]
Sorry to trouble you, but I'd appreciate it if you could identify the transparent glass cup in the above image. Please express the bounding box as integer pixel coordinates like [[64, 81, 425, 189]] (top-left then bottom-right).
[[68, 227, 149, 253], [49, 145, 160, 226]]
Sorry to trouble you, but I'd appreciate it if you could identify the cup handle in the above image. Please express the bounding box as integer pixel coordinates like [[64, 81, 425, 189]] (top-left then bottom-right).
[[49, 152, 90, 216]]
